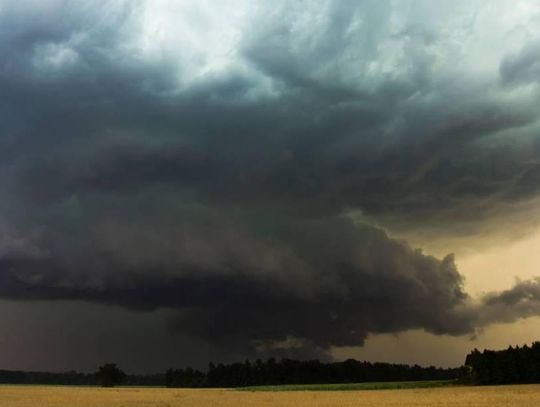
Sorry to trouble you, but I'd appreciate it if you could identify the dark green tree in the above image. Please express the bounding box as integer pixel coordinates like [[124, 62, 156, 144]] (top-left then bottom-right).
[[95, 363, 126, 387]]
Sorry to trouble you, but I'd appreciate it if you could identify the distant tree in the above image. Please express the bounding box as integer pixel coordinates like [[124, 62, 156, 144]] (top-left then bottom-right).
[[163, 357, 462, 388], [95, 363, 126, 387], [464, 342, 540, 385], [165, 368, 175, 388]]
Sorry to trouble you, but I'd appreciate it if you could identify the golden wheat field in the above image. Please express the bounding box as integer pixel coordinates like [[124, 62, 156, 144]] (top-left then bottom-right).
[[1, 384, 540, 407]]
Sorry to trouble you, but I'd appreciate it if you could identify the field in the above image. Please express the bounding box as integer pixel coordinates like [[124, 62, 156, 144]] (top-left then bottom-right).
[[238, 379, 454, 391], [2, 384, 540, 406]]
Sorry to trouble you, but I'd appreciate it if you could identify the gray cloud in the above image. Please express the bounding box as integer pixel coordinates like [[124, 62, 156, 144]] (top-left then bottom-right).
[[2, 210, 539, 359], [0, 214, 476, 356], [500, 41, 540, 86], [478, 278, 540, 325], [2, 1, 538, 234]]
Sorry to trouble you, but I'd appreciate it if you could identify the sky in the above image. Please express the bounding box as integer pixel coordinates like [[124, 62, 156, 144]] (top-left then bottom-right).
[[1, 0, 540, 373]]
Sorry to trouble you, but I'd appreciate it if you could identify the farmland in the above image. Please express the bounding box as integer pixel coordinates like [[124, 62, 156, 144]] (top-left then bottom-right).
[[237, 379, 455, 391], [2, 384, 540, 407]]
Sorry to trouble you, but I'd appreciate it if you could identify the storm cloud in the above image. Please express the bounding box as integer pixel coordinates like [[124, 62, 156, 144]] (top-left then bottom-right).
[[0, 212, 538, 358], [0, 214, 475, 355], [2, 0, 540, 364]]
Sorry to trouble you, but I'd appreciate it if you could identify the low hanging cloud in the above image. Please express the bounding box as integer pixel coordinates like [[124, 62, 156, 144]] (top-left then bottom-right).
[[479, 278, 540, 325], [1, 213, 539, 358]]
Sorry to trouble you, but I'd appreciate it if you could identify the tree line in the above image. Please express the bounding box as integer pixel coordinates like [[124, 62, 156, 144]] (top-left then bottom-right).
[[0, 365, 164, 387], [4, 341, 540, 388], [0, 359, 461, 387], [165, 358, 462, 388], [464, 341, 540, 384]]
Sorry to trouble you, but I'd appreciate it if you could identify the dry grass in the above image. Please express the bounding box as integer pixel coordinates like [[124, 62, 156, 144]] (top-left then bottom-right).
[[1, 384, 540, 406]]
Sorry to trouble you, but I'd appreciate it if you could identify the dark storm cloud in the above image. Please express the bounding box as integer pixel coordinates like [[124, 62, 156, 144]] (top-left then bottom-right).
[[0, 215, 476, 354], [2, 0, 539, 226], [1, 212, 538, 357], [479, 278, 540, 325], [2, 0, 540, 360]]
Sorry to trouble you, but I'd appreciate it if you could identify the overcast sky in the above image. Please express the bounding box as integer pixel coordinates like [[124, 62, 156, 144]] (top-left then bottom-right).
[[2, 0, 540, 373]]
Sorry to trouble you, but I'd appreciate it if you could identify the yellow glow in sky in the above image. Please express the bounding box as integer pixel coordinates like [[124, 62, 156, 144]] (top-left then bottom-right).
[[458, 229, 540, 295]]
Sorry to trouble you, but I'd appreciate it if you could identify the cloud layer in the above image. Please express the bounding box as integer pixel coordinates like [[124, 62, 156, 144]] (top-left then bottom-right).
[[2, 212, 539, 358]]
